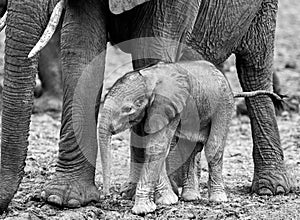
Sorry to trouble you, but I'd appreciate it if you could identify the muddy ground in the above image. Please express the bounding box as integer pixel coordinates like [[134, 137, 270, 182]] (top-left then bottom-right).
[[1, 0, 300, 219]]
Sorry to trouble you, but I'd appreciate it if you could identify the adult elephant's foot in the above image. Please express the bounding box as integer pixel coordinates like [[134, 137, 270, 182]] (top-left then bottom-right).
[[251, 168, 292, 195], [181, 188, 201, 201], [120, 182, 137, 199], [132, 198, 156, 215], [41, 175, 101, 208], [33, 93, 62, 113]]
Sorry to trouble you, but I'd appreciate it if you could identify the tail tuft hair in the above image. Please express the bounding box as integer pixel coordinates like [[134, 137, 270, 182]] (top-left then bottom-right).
[[271, 93, 288, 111]]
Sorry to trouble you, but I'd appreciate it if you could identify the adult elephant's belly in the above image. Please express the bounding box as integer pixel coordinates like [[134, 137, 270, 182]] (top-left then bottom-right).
[[182, 0, 262, 65]]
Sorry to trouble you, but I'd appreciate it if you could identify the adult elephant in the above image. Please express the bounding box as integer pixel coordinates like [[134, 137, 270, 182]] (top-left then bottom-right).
[[0, 0, 292, 213]]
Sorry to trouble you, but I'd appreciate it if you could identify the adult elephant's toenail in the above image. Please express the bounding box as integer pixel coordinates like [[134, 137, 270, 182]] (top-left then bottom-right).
[[258, 187, 273, 196], [276, 186, 285, 194], [47, 195, 63, 206], [67, 199, 81, 208]]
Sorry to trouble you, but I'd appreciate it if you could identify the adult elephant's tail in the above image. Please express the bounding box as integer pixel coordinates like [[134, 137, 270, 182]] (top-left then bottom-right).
[[0, 0, 59, 213]]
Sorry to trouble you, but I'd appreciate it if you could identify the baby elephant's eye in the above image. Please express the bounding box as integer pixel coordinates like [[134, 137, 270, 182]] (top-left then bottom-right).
[[134, 99, 145, 107], [122, 106, 132, 113]]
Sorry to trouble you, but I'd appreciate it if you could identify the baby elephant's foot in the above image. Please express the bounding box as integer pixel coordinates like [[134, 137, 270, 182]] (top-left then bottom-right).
[[209, 190, 228, 203], [155, 188, 178, 205], [181, 188, 201, 201], [120, 182, 137, 199], [41, 176, 101, 208], [132, 198, 156, 215]]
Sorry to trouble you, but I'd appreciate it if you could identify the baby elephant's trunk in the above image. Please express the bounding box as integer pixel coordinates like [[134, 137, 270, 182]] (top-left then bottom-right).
[[98, 107, 113, 195]]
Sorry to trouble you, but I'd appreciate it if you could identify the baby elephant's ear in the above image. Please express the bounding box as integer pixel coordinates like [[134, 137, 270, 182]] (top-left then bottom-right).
[[109, 0, 150, 14], [143, 64, 190, 134]]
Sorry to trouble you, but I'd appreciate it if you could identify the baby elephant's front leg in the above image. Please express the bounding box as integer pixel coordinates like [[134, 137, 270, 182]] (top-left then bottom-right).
[[132, 138, 169, 214], [132, 119, 179, 215], [155, 161, 178, 205]]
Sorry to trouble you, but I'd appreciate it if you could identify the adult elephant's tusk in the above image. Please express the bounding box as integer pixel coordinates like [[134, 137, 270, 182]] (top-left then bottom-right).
[[0, 11, 7, 32], [28, 0, 64, 58]]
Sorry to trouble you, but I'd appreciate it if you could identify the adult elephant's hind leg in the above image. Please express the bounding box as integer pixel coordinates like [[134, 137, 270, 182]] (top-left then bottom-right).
[[235, 2, 292, 195], [41, 0, 107, 208]]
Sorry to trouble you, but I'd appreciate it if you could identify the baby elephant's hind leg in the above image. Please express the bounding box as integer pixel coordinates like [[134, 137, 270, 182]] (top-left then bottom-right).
[[181, 141, 203, 201], [205, 112, 231, 202]]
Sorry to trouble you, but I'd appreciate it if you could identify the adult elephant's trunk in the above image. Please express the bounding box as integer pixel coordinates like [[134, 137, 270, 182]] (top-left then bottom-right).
[[0, 0, 53, 213], [98, 106, 113, 195]]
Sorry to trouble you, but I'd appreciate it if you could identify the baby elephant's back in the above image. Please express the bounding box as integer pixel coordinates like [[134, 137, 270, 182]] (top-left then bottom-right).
[[177, 60, 233, 111], [172, 60, 234, 144]]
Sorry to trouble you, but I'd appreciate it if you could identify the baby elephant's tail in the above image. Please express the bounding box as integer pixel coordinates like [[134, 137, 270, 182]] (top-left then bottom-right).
[[233, 90, 287, 111]]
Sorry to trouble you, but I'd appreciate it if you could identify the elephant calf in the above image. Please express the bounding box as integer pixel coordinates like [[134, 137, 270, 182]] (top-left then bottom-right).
[[98, 60, 234, 214]]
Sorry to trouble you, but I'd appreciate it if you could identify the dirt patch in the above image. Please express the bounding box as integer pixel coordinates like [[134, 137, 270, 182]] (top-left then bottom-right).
[[1, 0, 300, 219]]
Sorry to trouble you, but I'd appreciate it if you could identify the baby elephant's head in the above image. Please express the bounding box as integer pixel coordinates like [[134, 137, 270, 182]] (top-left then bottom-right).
[[101, 71, 150, 134]]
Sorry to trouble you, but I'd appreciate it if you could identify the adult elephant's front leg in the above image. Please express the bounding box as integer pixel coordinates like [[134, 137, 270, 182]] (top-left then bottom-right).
[[41, 0, 107, 207], [235, 3, 292, 195]]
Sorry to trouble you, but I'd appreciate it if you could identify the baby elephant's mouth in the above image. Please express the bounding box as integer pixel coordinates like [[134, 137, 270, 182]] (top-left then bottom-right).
[[110, 123, 129, 135], [109, 124, 117, 135], [109, 118, 141, 135], [129, 119, 138, 125]]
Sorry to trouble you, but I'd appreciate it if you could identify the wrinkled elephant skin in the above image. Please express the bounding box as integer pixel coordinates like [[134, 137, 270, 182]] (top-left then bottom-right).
[[0, 0, 292, 214]]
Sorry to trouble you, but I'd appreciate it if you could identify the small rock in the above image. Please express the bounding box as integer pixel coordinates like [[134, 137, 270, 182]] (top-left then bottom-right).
[[186, 212, 196, 219]]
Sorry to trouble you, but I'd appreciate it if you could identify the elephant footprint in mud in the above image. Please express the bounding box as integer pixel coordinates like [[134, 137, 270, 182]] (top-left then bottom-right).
[[98, 60, 283, 214]]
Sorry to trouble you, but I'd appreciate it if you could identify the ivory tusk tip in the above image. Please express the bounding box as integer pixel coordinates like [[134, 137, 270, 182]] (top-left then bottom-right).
[[0, 11, 7, 32], [28, 0, 64, 58], [28, 51, 36, 59], [0, 25, 5, 32]]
